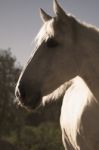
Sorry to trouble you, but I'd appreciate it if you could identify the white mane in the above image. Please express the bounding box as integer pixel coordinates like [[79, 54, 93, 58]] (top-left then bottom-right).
[[60, 76, 98, 149], [43, 76, 99, 149]]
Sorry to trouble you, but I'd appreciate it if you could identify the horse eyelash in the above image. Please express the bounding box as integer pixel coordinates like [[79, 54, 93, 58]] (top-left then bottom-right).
[[46, 38, 58, 48]]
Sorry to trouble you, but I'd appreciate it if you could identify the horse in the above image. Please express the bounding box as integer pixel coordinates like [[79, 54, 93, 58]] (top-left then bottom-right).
[[15, 0, 99, 149]]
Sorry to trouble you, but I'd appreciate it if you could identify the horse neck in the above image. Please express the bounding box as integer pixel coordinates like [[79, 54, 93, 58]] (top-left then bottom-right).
[[77, 21, 99, 100]]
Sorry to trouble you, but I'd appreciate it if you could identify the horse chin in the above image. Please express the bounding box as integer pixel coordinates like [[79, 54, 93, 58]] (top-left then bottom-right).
[[27, 97, 42, 111]]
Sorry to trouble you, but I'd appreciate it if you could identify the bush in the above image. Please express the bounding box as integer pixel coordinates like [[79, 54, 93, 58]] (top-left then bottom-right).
[[16, 123, 63, 150]]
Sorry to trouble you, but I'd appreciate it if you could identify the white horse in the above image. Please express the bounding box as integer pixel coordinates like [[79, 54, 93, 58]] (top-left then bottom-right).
[[15, 0, 99, 149]]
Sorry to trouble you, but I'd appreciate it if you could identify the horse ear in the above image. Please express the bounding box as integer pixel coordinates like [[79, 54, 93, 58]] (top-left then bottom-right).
[[40, 8, 52, 22], [53, 0, 66, 18]]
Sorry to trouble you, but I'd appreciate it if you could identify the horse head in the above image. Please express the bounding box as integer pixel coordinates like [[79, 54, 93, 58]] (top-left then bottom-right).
[[15, 0, 81, 110]]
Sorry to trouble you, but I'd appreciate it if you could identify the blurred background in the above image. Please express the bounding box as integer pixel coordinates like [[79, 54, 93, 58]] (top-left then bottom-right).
[[0, 0, 99, 149]]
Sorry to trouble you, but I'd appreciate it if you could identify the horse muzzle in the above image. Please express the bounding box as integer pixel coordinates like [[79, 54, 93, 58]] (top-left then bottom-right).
[[15, 83, 42, 110]]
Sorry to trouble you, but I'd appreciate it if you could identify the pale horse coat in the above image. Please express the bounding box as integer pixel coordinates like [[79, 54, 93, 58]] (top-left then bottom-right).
[[15, 0, 99, 149], [60, 76, 99, 150]]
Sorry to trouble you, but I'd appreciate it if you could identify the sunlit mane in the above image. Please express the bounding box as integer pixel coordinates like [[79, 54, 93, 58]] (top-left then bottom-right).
[[60, 76, 95, 149]]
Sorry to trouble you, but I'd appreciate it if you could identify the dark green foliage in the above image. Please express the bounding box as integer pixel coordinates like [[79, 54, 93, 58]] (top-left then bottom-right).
[[0, 48, 64, 150], [0, 139, 17, 150], [15, 123, 63, 150], [0, 48, 22, 136]]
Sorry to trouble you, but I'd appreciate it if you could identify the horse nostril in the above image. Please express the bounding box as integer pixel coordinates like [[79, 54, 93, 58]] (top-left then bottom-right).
[[16, 84, 26, 100], [15, 88, 20, 98]]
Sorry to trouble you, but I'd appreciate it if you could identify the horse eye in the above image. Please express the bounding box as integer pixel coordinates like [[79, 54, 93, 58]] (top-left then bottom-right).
[[46, 38, 58, 48]]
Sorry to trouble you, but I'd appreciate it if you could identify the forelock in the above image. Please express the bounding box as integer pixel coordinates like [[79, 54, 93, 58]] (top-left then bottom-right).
[[35, 19, 55, 47]]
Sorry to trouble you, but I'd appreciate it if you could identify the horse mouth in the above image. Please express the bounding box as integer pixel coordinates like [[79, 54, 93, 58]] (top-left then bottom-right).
[[15, 93, 42, 111]]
